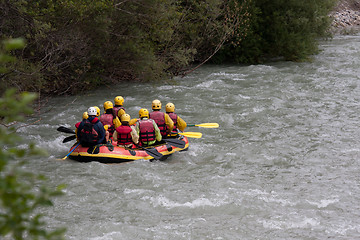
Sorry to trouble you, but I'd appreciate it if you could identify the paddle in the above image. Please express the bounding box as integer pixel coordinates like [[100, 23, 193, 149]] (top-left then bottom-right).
[[57, 126, 75, 134], [178, 132, 202, 138], [134, 144, 165, 160], [60, 142, 80, 160], [163, 138, 186, 148], [63, 135, 76, 143], [187, 123, 219, 128]]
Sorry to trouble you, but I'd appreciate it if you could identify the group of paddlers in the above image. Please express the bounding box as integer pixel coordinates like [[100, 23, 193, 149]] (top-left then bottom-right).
[[76, 96, 187, 148]]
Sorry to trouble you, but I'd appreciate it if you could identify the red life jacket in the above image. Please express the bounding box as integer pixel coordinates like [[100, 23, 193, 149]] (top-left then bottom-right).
[[149, 111, 167, 136], [100, 113, 114, 134], [167, 112, 178, 131], [80, 118, 99, 144], [138, 119, 156, 143], [113, 106, 125, 117], [115, 125, 133, 145]]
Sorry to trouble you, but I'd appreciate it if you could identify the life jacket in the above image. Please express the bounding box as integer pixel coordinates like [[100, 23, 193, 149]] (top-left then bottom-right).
[[167, 112, 178, 131], [115, 125, 133, 145], [149, 111, 167, 136], [138, 119, 156, 143], [113, 106, 125, 117], [80, 118, 99, 144], [100, 113, 115, 134]]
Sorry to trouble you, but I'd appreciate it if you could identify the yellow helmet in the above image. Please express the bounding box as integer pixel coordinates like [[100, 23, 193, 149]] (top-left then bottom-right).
[[165, 102, 175, 113], [103, 101, 113, 111], [114, 96, 124, 106], [120, 113, 131, 122], [82, 111, 89, 119], [93, 106, 100, 117], [152, 99, 161, 110], [139, 108, 149, 118]]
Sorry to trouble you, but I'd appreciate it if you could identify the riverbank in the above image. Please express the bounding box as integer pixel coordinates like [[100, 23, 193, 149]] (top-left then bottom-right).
[[330, 0, 360, 34]]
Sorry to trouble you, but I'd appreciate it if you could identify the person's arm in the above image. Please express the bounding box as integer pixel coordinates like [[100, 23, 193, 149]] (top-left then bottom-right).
[[129, 118, 138, 126], [118, 108, 126, 118], [113, 117, 121, 128], [152, 120, 162, 142], [96, 123, 106, 144], [113, 131, 118, 142], [176, 116, 187, 132], [164, 113, 174, 134], [76, 122, 83, 141], [130, 126, 139, 144]]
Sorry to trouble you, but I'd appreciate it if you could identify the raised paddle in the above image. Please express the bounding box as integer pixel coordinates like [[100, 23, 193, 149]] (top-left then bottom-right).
[[187, 123, 219, 128], [57, 126, 75, 134], [60, 142, 80, 160], [178, 132, 202, 138], [63, 135, 76, 143]]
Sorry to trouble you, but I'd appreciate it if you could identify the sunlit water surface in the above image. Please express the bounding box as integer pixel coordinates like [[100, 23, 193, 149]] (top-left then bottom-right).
[[19, 34, 360, 239]]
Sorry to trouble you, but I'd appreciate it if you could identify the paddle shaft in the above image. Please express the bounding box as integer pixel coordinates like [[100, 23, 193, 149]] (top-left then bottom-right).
[[134, 144, 164, 160], [57, 126, 76, 134], [62, 142, 80, 160], [63, 135, 76, 143], [187, 123, 219, 128]]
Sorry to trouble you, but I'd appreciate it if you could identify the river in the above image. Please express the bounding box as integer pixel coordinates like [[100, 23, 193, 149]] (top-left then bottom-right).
[[19, 34, 360, 239]]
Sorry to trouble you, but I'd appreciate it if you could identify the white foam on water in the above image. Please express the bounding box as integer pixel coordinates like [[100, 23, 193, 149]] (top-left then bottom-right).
[[142, 194, 226, 209], [260, 217, 320, 230], [88, 231, 124, 240], [258, 195, 296, 207], [253, 107, 265, 113], [123, 188, 152, 195], [306, 198, 339, 208], [195, 80, 224, 88], [236, 94, 251, 100]]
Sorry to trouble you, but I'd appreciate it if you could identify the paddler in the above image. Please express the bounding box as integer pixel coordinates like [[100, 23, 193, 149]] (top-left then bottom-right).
[[149, 99, 173, 138], [77, 107, 106, 147], [113, 96, 126, 119], [113, 113, 139, 148], [99, 101, 121, 139], [75, 111, 88, 141], [136, 108, 162, 146], [165, 102, 187, 136]]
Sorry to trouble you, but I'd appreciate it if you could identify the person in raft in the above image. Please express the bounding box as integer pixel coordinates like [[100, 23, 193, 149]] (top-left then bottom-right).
[[113, 96, 126, 119], [75, 111, 88, 141], [136, 108, 162, 146], [99, 101, 121, 141], [113, 113, 139, 148], [149, 99, 174, 138], [94, 106, 101, 117], [77, 107, 106, 147], [165, 102, 187, 136]]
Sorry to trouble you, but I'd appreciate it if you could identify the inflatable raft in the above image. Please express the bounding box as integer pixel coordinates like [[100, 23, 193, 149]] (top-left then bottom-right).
[[67, 136, 189, 163]]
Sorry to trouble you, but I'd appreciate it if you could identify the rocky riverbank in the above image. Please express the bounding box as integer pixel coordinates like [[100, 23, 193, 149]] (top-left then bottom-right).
[[330, 0, 360, 34]]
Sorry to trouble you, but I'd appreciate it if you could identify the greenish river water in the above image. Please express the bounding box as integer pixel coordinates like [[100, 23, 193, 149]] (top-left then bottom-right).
[[19, 34, 360, 239]]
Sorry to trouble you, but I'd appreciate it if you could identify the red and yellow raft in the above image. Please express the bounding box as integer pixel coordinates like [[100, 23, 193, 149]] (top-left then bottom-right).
[[67, 136, 189, 163]]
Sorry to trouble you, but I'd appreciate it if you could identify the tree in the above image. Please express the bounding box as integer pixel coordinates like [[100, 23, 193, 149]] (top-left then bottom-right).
[[0, 38, 66, 240], [213, 0, 337, 63]]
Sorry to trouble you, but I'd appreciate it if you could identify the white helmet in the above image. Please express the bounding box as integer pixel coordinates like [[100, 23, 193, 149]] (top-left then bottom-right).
[[87, 107, 97, 116]]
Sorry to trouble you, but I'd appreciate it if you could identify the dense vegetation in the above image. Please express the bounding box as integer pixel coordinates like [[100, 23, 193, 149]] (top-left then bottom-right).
[[0, 39, 66, 240], [0, 0, 336, 95]]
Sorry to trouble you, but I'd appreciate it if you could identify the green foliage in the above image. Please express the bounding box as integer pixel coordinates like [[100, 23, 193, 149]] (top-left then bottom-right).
[[0, 38, 66, 240], [0, 0, 338, 94], [214, 0, 337, 63], [1, 0, 250, 94]]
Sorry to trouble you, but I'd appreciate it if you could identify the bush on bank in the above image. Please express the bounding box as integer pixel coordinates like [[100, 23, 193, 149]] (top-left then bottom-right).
[[0, 38, 66, 240], [0, 0, 336, 95]]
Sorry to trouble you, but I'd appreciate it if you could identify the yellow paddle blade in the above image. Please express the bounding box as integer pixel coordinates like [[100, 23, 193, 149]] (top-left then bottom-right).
[[195, 123, 219, 128], [179, 132, 202, 138]]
